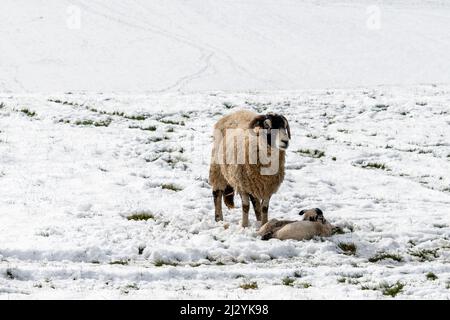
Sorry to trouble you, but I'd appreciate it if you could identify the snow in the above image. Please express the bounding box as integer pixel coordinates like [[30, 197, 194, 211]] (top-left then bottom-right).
[[1, 85, 449, 299], [1, 0, 450, 92]]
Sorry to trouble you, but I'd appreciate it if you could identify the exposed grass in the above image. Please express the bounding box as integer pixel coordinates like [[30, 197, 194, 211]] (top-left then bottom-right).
[[109, 260, 129, 265], [74, 118, 111, 127], [426, 272, 438, 281], [409, 248, 439, 262], [154, 260, 178, 267], [127, 212, 154, 221], [296, 149, 325, 158], [161, 183, 183, 192], [299, 282, 311, 289], [381, 281, 404, 297], [223, 102, 235, 109], [129, 125, 157, 131], [20, 108, 36, 117], [306, 133, 318, 139], [337, 277, 360, 285], [138, 246, 146, 255], [433, 223, 447, 229], [282, 277, 295, 286], [159, 119, 185, 126], [360, 162, 388, 170], [337, 129, 349, 133], [240, 281, 258, 290], [332, 156, 337, 161], [416, 101, 427, 106], [373, 104, 389, 111], [0, 102, 5, 109], [338, 242, 357, 255], [369, 252, 403, 263]]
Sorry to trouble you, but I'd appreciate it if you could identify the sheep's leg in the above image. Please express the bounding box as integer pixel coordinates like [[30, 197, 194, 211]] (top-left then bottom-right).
[[213, 190, 224, 222], [240, 192, 250, 228], [249, 194, 262, 222], [261, 198, 270, 226]]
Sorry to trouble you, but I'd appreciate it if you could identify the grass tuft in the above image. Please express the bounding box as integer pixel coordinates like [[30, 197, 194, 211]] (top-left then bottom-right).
[[240, 281, 258, 290], [127, 212, 154, 221], [161, 183, 183, 192], [426, 272, 438, 281], [369, 252, 403, 263], [381, 281, 404, 297], [109, 260, 129, 265], [296, 149, 325, 158], [409, 248, 439, 262], [154, 260, 178, 267], [282, 277, 295, 286], [20, 108, 36, 117], [338, 242, 357, 255], [360, 162, 388, 170]]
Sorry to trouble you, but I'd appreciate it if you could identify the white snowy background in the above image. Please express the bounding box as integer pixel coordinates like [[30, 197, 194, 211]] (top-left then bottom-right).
[[0, 0, 449, 299]]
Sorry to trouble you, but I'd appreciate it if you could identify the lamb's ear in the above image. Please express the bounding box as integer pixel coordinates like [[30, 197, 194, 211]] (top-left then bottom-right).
[[299, 209, 306, 216], [282, 115, 291, 139]]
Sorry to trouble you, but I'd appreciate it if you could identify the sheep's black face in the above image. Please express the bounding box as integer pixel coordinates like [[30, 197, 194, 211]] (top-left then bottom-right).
[[249, 113, 291, 150]]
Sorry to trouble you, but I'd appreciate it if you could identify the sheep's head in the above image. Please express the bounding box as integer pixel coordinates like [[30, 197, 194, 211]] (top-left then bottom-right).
[[299, 208, 327, 224], [249, 113, 291, 150]]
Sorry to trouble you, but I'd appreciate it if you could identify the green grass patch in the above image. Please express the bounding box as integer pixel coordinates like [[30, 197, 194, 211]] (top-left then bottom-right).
[[409, 248, 439, 262], [369, 252, 403, 263], [296, 149, 325, 158], [338, 242, 357, 255], [127, 212, 154, 221], [154, 260, 178, 267], [360, 162, 388, 170], [129, 125, 157, 131], [20, 108, 36, 117], [426, 272, 438, 281], [159, 119, 185, 126], [161, 183, 183, 192], [282, 277, 295, 286], [240, 281, 258, 290], [299, 282, 311, 288], [74, 119, 111, 127], [380, 281, 404, 297], [109, 260, 129, 265]]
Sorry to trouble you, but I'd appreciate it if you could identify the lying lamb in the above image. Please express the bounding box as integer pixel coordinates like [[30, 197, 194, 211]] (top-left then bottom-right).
[[258, 208, 332, 241]]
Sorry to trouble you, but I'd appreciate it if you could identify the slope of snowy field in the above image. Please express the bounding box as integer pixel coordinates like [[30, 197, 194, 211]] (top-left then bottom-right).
[[0, 85, 449, 299], [1, 0, 450, 92]]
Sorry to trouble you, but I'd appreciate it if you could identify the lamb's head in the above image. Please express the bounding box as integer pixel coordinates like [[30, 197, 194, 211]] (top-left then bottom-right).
[[299, 208, 327, 224], [249, 113, 291, 150]]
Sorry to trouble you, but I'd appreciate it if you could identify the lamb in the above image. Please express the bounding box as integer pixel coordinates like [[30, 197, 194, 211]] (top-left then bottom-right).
[[209, 110, 291, 227], [258, 208, 332, 240]]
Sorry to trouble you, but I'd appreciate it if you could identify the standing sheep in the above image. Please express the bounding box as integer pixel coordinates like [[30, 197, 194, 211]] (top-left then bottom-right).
[[209, 110, 291, 227]]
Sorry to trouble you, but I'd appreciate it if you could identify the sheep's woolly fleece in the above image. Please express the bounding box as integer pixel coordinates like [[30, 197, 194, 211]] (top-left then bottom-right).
[[0, 85, 450, 299]]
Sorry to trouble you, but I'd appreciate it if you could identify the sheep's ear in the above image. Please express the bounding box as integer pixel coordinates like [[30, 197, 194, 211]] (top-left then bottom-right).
[[299, 209, 306, 215], [281, 115, 291, 139], [249, 115, 267, 130]]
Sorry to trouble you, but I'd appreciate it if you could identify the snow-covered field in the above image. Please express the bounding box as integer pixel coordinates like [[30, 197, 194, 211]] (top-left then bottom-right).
[[0, 85, 449, 299], [2, 0, 450, 92]]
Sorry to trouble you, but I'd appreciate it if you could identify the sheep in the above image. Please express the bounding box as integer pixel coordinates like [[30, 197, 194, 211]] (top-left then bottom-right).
[[258, 208, 332, 240], [209, 110, 291, 227]]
